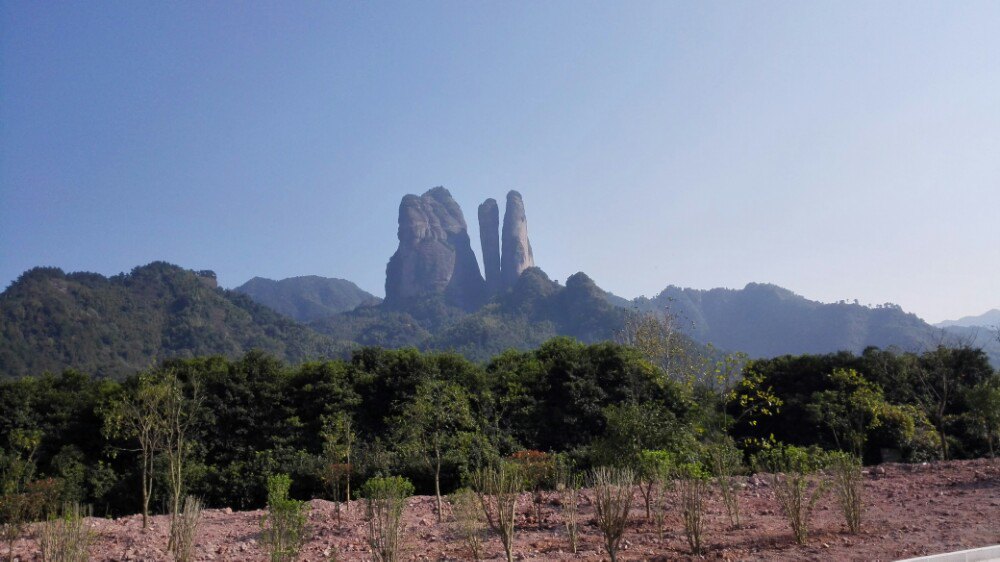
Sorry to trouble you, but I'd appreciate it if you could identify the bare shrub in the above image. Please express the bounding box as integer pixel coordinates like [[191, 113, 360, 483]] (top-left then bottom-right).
[[38, 503, 93, 562], [169, 496, 200, 562], [509, 450, 554, 527], [650, 478, 671, 542], [362, 475, 413, 562], [557, 469, 581, 553], [449, 487, 484, 561], [752, 445, 828, 544], [471, 463, 522, 562], [2, 477, 61, 561], [829, 452, 863, 533], [707, 441, 744, 528], [589, 466, 634, 562], [260, 474, 309, 562], [675, 464, 709, 555]]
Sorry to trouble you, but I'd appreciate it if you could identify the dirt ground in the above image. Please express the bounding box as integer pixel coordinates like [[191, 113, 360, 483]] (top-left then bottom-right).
[[8, 458, 999, 561]]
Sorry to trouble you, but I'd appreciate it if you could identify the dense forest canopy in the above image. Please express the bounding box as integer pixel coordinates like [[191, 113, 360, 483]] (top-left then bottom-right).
[[0, 339, 995, 518]]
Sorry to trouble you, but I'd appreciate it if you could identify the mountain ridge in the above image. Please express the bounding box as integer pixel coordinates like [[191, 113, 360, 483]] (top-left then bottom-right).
[[233, 275, 378, 322], [0, 262, 349, 379], [936, 308, 1000, 329]]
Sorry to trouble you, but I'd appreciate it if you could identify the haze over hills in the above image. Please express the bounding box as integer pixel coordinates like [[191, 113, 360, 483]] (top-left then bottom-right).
[[936, 309, 1000, 329], [1, 188, 996, 379], [632, 284, 946, 357], [233, 275, 378, 323]]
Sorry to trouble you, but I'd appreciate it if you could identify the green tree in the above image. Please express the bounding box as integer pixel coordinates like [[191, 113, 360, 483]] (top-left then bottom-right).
[[102, 372, 171, 528], [966, 375, 1000, 457], [319, 412, 355, 521], [260, 473, 308, 562], [161, 369, 202, 554], [806, 368, 886, 456], [912, 346, 994, 459], [392, 379, 476, 522]]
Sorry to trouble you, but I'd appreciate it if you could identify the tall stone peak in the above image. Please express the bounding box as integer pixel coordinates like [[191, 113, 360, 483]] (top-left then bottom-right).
[[478, 198, 501, 294], [500, 190, 535, 288], [385, 187, 486, 310]]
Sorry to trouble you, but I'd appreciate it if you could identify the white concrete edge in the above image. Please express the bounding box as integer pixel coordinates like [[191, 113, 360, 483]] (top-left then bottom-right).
[[896, 544, 1000, 562]]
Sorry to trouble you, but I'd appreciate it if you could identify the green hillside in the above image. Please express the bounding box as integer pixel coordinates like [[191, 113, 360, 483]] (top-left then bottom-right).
[[631, 283, 947, 357], [233, 275, 379, 322], [0, 262, 347, 379]]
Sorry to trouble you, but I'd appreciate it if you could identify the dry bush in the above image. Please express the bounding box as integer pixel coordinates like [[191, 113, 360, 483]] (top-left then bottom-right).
[[752, 445, 828, 544], [38, 503, 93, 562], [589, 466, 634, 562], [2, 476, 62, 561], [449, 487, 484, 561], [829, 452, 863, 533], [676, 466, 709, 555], [707, 441, 744, 528], [557, 470, 581, 553], [471, 463, 522, 562], [362, 476, 413, 562], [509, 450, 554, 527], [169, 496, 200, 562]]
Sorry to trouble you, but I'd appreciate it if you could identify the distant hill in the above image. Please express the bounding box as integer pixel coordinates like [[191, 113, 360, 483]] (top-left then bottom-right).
[[310, 268, 634, 361], [0, 262, 347, 379], [234, 275, 379, 322], [939, 325, 1000, 367], [936, 309, 1000, 328], [4, 185, 995, 376], [628, 283, 950, 358]]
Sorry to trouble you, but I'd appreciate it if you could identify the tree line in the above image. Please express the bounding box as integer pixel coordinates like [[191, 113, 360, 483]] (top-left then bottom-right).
[[1, 336, 997, 525]]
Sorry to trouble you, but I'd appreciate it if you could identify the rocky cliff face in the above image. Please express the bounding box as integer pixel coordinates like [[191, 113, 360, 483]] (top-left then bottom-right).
[[385, 187, 486, 310], [500, 190, 535, 289], [478, 198, 501, 294]]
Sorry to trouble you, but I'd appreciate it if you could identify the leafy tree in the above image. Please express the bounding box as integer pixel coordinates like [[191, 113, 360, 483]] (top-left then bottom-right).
[[392, 379, 476, 522], [806, 368, 887, 456], [102, 372, 171, 528], [319, 412, 355, 521], [966, 375, 1000, 457], [911, 346, 994, 459], [161, 369, 202, 554], [590, 401, 689, 469]]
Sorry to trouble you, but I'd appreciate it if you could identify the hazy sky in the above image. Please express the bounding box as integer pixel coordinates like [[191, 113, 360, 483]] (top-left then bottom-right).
[[2, 2, 998, 324]]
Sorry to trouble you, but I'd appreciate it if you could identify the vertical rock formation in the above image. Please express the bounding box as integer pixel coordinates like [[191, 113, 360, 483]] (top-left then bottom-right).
[[385, 187, 486, 310], [500, 190, 535, 288], [478, 198, 501, 294]]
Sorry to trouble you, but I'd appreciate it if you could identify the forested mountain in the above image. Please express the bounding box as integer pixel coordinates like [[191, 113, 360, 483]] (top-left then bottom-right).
[[0, 262, 348, 379], [233, 275, 379, 322], [309, 268, 632, 361], [630, 283, 951, 358], [2, 187, 993, 378]]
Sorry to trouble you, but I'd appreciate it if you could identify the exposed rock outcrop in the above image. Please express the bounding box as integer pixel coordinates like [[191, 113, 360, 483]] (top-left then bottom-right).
[[385, 187, 486, 310], [500, 190, 535, 289], [478, 199, 501, 294]]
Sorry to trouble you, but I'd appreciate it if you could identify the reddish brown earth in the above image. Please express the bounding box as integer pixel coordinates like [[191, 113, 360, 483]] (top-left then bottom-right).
[[8, 458, 999, 561]]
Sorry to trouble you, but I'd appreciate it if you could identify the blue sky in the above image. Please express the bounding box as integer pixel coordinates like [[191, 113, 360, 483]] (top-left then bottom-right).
[[2, 2, 998, 324]]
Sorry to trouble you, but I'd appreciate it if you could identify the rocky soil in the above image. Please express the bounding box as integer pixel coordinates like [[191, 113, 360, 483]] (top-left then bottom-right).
[[8, 458, 999, 561]]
